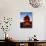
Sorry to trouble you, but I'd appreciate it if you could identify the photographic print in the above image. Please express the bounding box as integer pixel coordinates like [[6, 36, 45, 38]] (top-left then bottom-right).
[[20, 12, 32, 28]]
